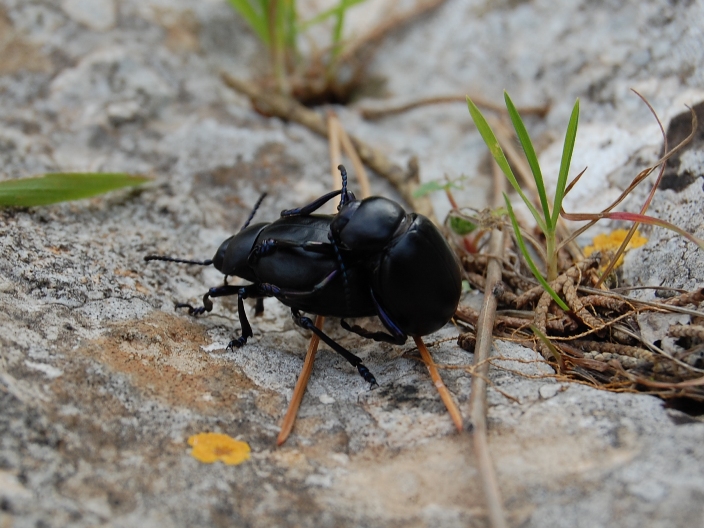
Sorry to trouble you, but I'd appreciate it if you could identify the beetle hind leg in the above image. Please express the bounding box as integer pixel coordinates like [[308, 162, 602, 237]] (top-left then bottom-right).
[[291, 309, 378, 388], [340, 319, 407, 345]]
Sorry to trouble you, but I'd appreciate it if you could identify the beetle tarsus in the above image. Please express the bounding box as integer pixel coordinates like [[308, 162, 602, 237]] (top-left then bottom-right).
[[176, 302, 208, 316], [176, 291, 214, 316], [226, 336, 248, 350], [357, 364, 378, 388]]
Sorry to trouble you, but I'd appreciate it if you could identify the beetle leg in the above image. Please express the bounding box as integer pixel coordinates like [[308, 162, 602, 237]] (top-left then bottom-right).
[[339, 319, 407, 345], [340, 289, 408, 345], [225, 284, 279, 350], [282, 165, 354, 216], [175, 284, 241, 315], [248, 239, 334, 266], [174, 284, 263, 350], [280, 189, 342, 217], [266, 270, 339, 300], [291, 309, 378, 388]]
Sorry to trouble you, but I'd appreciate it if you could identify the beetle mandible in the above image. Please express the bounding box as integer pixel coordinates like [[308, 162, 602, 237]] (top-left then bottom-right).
[[145, 165, 462, 387]]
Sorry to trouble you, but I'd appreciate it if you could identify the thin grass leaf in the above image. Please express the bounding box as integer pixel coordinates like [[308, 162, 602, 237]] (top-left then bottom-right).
[[505, 194, 569, 311], [413, 180, 448, 198], [300, 0, 366, 31], [283, 0, 297, 54], [552, 99, 579, 227], [0, 173, 150, 207], [530, 324, 565, 373], [331, 1, 347, 49], [227, 0, 270, 44], [467, 96, 547, 233], [504, 91, 552, 230]]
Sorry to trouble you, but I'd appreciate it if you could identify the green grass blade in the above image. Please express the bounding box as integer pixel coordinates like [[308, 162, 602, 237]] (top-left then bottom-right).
[[227, 0, 270, 44], [504, 91, 552, 230], [300, 0, 366, 31], [530, 324, 565, 372], [551, 98, 579, 227], [0, 173, 150, 207], [504, 194, 569, 311], [283, 0, 297, 54], [467, 96, 547, 233]]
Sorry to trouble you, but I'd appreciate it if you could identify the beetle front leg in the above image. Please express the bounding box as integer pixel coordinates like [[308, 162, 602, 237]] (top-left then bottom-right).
[[176, 284, 264, 350], [225, 284, 272, 350], [280, 165, 354, 217], [280, 189, 342, 217], [291, 309, 378, 388], [176, 284, 241, 315]]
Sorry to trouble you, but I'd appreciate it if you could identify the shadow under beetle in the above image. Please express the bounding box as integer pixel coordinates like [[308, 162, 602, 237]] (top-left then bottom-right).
[[145, 165, 462, 387]]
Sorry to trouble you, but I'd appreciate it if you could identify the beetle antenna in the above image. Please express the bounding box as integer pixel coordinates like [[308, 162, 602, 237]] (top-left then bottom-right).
[[240, 192, 267, 232], [144, 255, 213, 266], [337, 165, 350, 208]]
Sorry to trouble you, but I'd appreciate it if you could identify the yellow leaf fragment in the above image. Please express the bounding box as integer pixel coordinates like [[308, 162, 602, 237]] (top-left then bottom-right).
[[187, 432, 251, 465], [583, 229, 648, 268]]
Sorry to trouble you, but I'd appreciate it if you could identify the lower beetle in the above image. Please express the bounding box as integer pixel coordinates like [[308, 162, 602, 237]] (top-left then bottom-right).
[[145, 166, 462, 386]]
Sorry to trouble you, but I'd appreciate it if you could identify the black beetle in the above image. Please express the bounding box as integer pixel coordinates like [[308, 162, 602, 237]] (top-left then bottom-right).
[[145, 165, 462, 387]]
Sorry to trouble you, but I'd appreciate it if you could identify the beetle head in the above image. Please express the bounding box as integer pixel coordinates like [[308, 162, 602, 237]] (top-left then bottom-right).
[[331, 196, 407, 252], [212, 222, 266, 280]]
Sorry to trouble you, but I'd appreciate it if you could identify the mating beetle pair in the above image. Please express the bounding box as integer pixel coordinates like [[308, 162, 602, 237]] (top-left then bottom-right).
[[145, 166, 462, 386]]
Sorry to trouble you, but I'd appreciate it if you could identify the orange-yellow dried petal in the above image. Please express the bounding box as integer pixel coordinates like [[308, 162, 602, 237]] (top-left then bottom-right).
[[583, 229, 648, 268], [187, 432, 251, 465]]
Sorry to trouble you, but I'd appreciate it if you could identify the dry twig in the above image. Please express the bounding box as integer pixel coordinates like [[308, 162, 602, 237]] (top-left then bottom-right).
[[467, 162, 509, 528]]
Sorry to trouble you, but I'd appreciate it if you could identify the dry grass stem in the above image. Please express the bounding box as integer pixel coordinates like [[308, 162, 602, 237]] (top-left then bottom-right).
[[467, 160, 509, 528], [413, 336, 463, 432], [277, 314, 324, 445], [360, 94, 548, 121], [330, 113, 372, 199]]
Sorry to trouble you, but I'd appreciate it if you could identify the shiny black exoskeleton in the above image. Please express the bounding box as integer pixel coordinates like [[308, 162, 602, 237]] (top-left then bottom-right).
[[145, 166, 462, 387]]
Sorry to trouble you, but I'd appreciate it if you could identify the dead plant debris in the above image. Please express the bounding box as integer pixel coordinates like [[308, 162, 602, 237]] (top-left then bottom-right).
[[455, 248, 704, 404]]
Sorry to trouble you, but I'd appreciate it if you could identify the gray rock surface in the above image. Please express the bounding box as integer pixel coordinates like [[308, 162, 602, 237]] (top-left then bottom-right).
[[1, 0, 703, 527]]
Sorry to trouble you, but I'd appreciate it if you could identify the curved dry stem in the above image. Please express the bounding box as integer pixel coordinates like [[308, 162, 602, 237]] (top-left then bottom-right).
[[558, 104, 698, 253], [595, 91, 669, 286], [360, 94, 548, 121]]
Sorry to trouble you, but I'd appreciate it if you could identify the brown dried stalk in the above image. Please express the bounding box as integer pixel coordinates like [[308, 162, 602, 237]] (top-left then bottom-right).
[[414, 336, 463, 432], [360, 94, 548, 121], [277, 314, 324, 446]]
